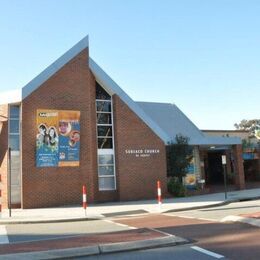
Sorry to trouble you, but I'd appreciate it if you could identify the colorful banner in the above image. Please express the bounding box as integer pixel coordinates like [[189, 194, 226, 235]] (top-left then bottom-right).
[[36, 109, 80, 167], [58, 110, 80, 167], [184, 173, 196, 187], [184, 157, 196, 189]]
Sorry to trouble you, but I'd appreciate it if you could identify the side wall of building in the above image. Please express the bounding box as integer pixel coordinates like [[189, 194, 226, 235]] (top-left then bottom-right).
[[113, 95, 168, 201], [7, 47, 168, 208], [21, 48, 101, 208]]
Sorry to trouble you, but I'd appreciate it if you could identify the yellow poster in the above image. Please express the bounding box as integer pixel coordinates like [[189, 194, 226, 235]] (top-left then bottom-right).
[[36, 109, 80, 167]]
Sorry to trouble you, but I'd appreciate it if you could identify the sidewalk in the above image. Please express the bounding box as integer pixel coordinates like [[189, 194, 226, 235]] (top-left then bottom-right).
[[0, 188, 259, 259], [1, 188, 260, 224], [0, 228, 188, 259]]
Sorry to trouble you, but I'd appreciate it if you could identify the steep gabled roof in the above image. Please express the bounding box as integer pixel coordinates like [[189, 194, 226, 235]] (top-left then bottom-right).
[[89, 58, 170, 142], [0, 36, 241, 146], [22, 36, 89, 99], [137, 102, 204, 144], [137, 102, 241, 145], [8, 35, 169, 142]]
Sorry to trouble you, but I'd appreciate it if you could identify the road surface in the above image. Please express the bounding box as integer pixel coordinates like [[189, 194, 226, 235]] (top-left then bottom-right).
[[0, 199, 259, 259]]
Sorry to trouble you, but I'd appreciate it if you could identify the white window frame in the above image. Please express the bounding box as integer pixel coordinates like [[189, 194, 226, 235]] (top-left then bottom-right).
[[96, 92, 116, 191], [8, 104, 20, 152], [96, 112, 112, 126]]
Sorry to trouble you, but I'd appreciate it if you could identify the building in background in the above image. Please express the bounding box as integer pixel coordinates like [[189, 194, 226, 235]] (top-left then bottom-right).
[[203, 130, 260, 185], [0, 36, 245, 209]]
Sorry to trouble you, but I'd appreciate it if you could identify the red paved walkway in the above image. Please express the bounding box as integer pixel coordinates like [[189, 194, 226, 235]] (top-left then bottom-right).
[[0, 228, 165, 255]]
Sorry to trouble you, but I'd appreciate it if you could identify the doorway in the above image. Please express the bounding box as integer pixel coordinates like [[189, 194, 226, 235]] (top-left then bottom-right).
[[207, 151, 224, 184]]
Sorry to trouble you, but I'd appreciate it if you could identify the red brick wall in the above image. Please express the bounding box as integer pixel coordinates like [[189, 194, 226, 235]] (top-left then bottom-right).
[[18, 46, 168, 208], [113, 95, 167, 201], [0, 104, 8, 208], [233, 144, 245, 189], [21, 48, 101, 208]]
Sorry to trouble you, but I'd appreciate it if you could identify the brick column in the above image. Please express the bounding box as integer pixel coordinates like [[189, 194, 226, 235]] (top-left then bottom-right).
[[199, 149, 206, 180], [233, 144, 245, 189], [225, 150, 231, 174]]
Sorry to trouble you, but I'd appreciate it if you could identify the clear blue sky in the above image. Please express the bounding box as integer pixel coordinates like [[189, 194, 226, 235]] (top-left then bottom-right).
[[0, 0, 259, 129]]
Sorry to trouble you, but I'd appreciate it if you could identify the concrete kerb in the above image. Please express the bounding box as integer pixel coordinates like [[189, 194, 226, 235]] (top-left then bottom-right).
[[0, 216, 102, 225], [164, 200, 230, 213], [0, 201, 221, 225], [99, 235, 189, 253], [164, 196, 260, 213], [0, 235, 189, 260], [1, 195, 260, 225], [0, 195, 259, 258], [0, 201, 233, 225], [0, 246, 100, 260], [236, 195, 260, 202]]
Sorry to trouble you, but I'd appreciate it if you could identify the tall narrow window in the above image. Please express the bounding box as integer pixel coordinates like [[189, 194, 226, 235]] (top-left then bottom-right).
[[9, 105, 20, 151], [8, 104, 22, 205], [96, 82, 116, 190]]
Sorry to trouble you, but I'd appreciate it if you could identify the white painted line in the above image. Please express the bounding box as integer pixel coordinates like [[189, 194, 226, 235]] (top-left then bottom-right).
[[191, 246, 224, 259], [163, 213, 214, 222], [221, 215, 260, 227], [104, 219, 137, 229], [0, 225, 9, 244], [196, 217, 216, 222], [128, 226, 137, 229], [148, 227, 173, 237], [221, 215, 243, 223], [171, 215, 196, 219], [104, 220, 114, 224], [115, 223, 130, 227], [163, 213, 195, 218], [112, 215, 148, 220]]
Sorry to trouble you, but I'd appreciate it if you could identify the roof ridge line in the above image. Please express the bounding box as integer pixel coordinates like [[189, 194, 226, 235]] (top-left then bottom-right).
[[89, 58, 170, 143], [22, 35, 89, 99]]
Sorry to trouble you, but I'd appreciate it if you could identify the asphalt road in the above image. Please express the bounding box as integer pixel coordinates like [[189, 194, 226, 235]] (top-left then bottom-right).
[[0, 199, 259, 259], [2, 200, 259, 244], [113, 200, 260, 260], [166, 198, 260, 221]]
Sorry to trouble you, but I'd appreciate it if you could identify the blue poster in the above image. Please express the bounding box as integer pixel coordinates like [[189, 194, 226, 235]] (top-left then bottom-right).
[[58, 120, 80, 166]]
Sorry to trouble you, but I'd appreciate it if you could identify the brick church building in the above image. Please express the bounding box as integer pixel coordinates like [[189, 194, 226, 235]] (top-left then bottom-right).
[[0, 36, 245, 209]]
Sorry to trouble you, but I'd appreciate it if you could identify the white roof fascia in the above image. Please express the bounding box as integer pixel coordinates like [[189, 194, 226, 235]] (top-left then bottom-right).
[[89, 58, 170, 143], [0, 89, 22, 105], [198, 136, 241, 145], [22, 35, 89, 99]]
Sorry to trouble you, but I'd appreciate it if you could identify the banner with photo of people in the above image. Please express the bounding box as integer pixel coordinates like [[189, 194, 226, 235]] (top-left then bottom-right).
[[36, 109, 80, 167]]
